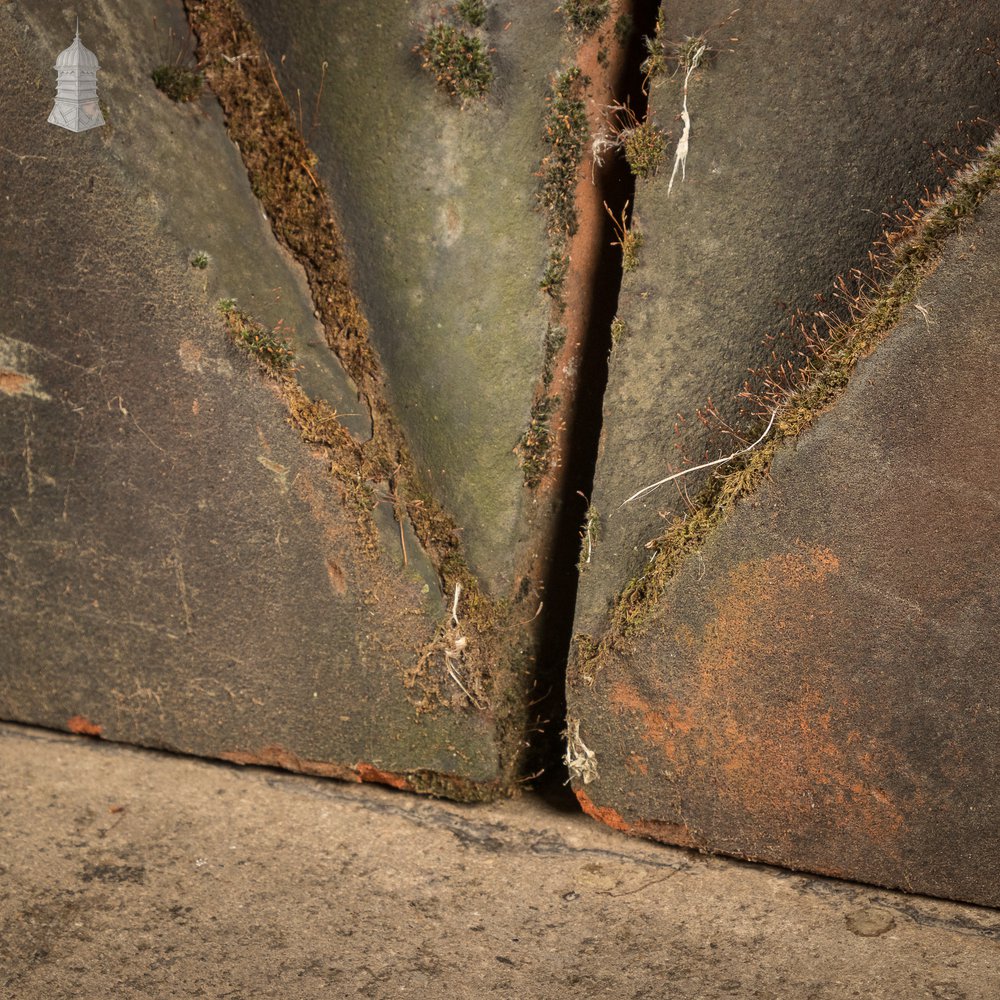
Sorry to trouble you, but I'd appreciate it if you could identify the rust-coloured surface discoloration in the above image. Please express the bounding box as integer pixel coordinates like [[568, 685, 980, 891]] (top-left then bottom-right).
[[220, 746, 357, 780], [353, 762, 412, 792], [669, 546, 908, 856], [571, 193, 1000, 907], [0, 370, 31, 396], [67, 716, 103, 737], [575, 789, 697, 848], [220, 747, 415, 792]]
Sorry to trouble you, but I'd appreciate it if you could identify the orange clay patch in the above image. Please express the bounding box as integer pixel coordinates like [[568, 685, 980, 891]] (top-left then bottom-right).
[[220, 744, 414, 792], [0, 370, 31, 396], [67, 715, 102, 736], [575, 789, 697, 848], [610, 681, 692, 764], [354, 762, 412, 792], [575, 788, 632, 833]]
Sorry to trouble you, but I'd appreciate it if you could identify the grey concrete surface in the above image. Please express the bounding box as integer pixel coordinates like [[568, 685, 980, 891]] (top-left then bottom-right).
[[2, 723, 999, 999]]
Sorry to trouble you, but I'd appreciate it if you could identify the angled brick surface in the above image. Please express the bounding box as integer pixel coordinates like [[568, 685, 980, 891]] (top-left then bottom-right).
[[0, 2, 513, 794], [576, 0, 1000, 639], [570, 191, 1000, 906]]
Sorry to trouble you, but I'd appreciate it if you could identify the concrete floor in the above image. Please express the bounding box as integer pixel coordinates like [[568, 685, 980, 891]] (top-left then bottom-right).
[[1, 724, 998, 999]]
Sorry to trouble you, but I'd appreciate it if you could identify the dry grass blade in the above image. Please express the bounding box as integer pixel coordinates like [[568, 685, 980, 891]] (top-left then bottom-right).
[[619, 408, 778, 509]]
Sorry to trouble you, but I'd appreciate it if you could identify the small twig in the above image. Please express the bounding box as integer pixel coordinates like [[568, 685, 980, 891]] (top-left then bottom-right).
[[447, 661, 479, 707], [503, 602, 543, 629], [301, 161, 320, 190], [264, 52, 287, 105], [398, 518, 408, 567], [619, 408, 778, 510], [598, 872, 679, 897]]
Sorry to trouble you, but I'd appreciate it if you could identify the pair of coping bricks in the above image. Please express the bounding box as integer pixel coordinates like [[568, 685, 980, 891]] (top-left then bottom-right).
[[2, 0, 1000, 907]]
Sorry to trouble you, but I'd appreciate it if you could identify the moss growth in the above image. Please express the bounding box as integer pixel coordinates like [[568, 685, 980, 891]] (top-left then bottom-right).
[[416, 20, 493, 101], [537, 68, 588, 300], [540, 69, 589, 237], [577, 133, 1000, 683], [189, 250, 210, 270], [622, 121, 666, 179], [516, 395, 559, 488], [540, 249, 569, 297], [619, 226, 643, 271], [613, 13, 634, 45], [220, 304, 295, 373], [542, 325, 566, 388], [607, 201, 642, 272], [456, 0, 487, 28], [151, 64, 203, 102], [639, 8, 669, 80], [562, 0, 610, 34], [610, 316, 626, 345]]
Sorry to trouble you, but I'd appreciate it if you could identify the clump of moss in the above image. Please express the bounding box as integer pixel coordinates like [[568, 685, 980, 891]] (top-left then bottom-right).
[[190, 250, 210, 270], [540, 69, 588, 236], [598, 103, 667, 179], [457, 0, 487, 28], [610, 316, 626, 345], [563, 0, 610, 34], [607, 201, 643, 272], [219, 302, 295, 374], [539, 249, 569, 297], [619, 227, 643, 271], [538, 68, 588, 299], [542, 325, 566, 388], [613, 13, 633, 45], [151, 64, 203, 102], [417, 20, 493, 100], [622, 121, 666, 178], [516, 395, 559, 488]]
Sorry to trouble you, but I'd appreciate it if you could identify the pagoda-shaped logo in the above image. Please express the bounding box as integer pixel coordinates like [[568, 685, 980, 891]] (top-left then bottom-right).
[[48, 19, 106, 133]]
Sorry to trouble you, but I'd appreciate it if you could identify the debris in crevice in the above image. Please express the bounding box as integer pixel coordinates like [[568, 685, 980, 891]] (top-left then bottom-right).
[[564, 717, 599, 783], [524, 0, 662, 792]]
